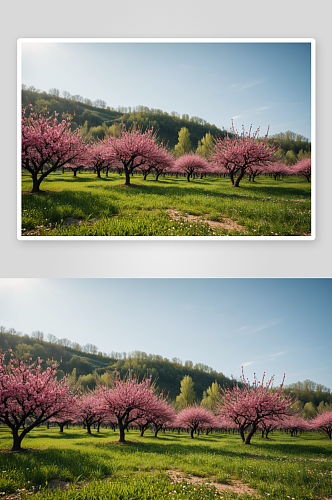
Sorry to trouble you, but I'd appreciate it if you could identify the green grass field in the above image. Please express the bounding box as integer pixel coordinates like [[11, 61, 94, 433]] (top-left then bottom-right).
[[0, 427, 331, 499], [21, 172, 311, 237]]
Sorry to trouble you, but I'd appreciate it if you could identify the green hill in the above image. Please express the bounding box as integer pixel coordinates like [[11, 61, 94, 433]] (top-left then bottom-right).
[[0, 327, 231, 400], [21, 88, 225, 149], [1, 326, 329, 407]]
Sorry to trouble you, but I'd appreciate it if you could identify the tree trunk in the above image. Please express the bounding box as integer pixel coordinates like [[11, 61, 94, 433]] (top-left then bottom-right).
[[240, 427, 246, 443], [59, 424, 64, 433], [73, 170, 77, 177], [244, 426, 257, 444], [11, 431, 24, 451], [124, 169, 131, 186], [97, 170, 101, 179], [31, 173, 42, 193], [233, 169, 246, 187], [119, 424, 126, 443], [86, 423, 91, 435], [190, 429, 194, 439], [187, 173, 190, 182]]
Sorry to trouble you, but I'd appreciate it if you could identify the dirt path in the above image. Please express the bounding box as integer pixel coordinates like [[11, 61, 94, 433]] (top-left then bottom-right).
[[166, 209, 247, 234]]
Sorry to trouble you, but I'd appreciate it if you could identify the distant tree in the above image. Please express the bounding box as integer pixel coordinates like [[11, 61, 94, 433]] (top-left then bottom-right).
[[176, 404, 215, 438], [136, 396, 173, 437], [176, 375, 196, 409], [0, 350, 76, 451], [197, 132, 214, 158], [284, 150, 298, 166], [31, 330, 44, 342], [281, 416, 311, 436], [62, 90, 71, 99], [311, 410, 332, 439], [212, 122, 281, 187], [317, 401, 332, 414], [293, 157, 311, 182], [76, 391, 105, 434], [303, 401, 317, 420], [202, 381, 221, 412], [49, 88, 60, 97], [174, 152, 210, 182], [174, 127, 192, 157]]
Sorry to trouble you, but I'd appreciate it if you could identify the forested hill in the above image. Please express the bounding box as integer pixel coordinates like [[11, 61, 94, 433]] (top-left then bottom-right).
[[0, 327, 232, 401], [21, 87, 311, 158], [1, 327, 330, 407], [21, 87, 225, 149]]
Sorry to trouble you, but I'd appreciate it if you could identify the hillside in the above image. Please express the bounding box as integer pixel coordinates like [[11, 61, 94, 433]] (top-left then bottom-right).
[[21, 88, 225, 149], [0, 327, 329, 407], [21, 87, 311, 158], [0, 327, 232, 401]]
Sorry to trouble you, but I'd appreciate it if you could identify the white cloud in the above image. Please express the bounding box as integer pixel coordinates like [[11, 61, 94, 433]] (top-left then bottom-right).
[[242, 361, 253, 367], [231, 115, 241, 120]]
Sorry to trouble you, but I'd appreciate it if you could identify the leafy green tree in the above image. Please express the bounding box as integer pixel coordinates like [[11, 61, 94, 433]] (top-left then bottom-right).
[[284, 150, 297, 165], [202, 381, 221, 411], [176, 375, 196, 409], [197, 132, 214, 157], [318, 401, 332, 413], [303, 401, 317, 420], [174, 127, 192, 157]]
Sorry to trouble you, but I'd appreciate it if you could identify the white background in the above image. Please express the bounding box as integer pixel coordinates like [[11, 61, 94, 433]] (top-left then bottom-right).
[[1, 0, 331, 278]]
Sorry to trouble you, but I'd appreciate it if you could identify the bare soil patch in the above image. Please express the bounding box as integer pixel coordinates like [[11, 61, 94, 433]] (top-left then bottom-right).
[[166, 209, 247, 233], [166, 469, 258, 497]]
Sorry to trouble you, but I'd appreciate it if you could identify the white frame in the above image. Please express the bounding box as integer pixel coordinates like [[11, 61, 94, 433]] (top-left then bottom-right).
[[17, 38, 316, 241]]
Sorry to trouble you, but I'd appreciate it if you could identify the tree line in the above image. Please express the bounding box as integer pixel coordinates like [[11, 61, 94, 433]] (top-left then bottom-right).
[[1, 352, 331, 452]]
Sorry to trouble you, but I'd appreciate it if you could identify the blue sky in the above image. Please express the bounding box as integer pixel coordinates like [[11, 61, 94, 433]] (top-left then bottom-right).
[[20, 40, 312, 140], [0, 278, 330, 389]]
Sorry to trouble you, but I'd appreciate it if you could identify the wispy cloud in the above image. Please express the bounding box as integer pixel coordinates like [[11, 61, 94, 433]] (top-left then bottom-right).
[[248, 320, 282, 334], [269, 351, 286, 358], [238, 79, 266, 90], [228, 79, 265, 91], [231, 115, 241, 120], [256, 106, 270, 112], [242, 361, 253, 367]]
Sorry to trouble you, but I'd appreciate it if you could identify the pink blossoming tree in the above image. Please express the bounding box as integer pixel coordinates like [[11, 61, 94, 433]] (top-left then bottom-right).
[[76, 390, 105, 434], [176, 404, 216, 438], [0, 350, 76, 451], [21, 106, 88, 193], [311, 410, 332, 439], [293, 157, 311, 183], [174, 153, 210, 182], [103, 124, 173, 186], [211, 122, 281, 187], [97, 372, 162, 443], [217, 369, 297, 444]]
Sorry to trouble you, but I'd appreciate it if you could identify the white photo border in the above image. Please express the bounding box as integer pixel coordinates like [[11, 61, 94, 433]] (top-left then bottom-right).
[[17, 38, 316, 241]]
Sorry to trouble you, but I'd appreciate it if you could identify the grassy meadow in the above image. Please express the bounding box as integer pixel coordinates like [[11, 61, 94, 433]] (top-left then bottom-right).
[[0, 427, 331, 500], [21, 172, 311, 237]]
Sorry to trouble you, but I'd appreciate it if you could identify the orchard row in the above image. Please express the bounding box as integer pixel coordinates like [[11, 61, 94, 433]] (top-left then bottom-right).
[[22, 106, 311, 193], [1, 351, 330, 453]]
